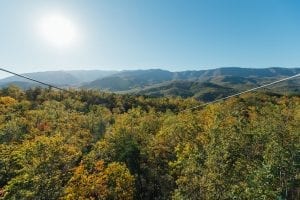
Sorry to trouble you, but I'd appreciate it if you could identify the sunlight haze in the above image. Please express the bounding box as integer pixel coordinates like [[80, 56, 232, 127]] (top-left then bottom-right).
[[37, 12, 79, 49]]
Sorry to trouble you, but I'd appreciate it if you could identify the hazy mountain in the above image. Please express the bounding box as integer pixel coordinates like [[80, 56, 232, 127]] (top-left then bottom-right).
[[0, 81, 41, 90], [113, 69, 174, 82], [0, 70, 117, 87], [0, 71, 79, 86], [83, 69, 173, 91], [65, 70, 117, 83]]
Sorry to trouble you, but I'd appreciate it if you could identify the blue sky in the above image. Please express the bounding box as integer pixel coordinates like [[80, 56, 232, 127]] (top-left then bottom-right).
[[1, 0, 300, 78]]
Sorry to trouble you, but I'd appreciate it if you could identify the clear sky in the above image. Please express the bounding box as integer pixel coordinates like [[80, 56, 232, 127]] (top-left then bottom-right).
[[1, 0, 300, 78]]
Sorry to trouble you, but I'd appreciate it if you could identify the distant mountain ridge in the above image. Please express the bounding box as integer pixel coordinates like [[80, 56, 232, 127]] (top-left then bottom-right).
[[0, 71, 79, 86], [0, 67, 299, 101], [84, 67, 300, 91], [172, 67, 299, 79], [83, 69, 174, 91], [0, 70, 117, 88]]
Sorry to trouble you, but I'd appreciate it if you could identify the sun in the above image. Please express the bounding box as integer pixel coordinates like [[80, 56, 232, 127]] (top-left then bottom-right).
[[37, 13, 78, 48]]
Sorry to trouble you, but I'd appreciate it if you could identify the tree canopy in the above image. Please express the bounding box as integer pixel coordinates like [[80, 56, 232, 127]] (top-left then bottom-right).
[[0, 86, 299, 199]]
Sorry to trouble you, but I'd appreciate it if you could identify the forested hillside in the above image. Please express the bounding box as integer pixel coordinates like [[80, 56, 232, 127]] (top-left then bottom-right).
[[0, 86, 299, 199], [83, 68, 300, 92], [1, 68, 299, 93], [136, 78, 300, 101]]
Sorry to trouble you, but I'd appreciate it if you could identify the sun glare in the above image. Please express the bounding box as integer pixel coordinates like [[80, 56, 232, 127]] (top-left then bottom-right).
[[37, 13, 78, 48]]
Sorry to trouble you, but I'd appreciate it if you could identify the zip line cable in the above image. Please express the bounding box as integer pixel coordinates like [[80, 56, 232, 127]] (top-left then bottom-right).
[[0, 68, 73, 94], [0, 67, 299, 111], [181, 73, 300, 112]]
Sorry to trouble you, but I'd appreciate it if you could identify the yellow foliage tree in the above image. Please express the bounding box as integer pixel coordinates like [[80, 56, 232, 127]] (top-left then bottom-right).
[[64, 160, 135, 200]]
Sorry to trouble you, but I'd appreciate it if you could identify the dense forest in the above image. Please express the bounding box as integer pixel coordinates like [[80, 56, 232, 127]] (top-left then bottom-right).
[[0, 85, 299, 199]]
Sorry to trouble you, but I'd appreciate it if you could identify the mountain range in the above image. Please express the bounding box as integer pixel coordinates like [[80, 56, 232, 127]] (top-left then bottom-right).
[[1, 67, 299, 101], [0, 70, 117, 87]]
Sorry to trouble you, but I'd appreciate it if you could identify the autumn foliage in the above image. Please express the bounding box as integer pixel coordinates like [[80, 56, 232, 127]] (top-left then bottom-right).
[[0, 86, 299, 199]]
